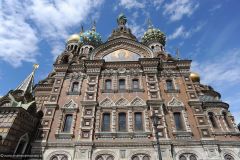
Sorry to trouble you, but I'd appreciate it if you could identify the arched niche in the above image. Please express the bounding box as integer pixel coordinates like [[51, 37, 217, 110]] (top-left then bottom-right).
[[90, 39, 153, 60]]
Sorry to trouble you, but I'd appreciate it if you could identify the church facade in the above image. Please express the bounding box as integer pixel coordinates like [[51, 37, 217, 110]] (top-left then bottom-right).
[[1, 14, 240, 160]]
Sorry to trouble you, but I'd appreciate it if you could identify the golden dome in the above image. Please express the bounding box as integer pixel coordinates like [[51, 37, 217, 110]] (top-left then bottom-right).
[[190, 72, 200, 82], [67, 34, 80, 42]]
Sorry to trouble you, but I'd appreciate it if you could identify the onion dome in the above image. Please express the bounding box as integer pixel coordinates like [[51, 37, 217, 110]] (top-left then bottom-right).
[[67, 34, 80, 43], [79, 29, 102, 46], [141, 20, 166, 46], [190, 72, 200, 82]]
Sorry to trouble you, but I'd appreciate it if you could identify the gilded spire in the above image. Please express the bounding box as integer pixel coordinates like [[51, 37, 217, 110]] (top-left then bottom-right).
[[15, 64, 39, 94], [92, 20, 96, 32], [176, 48, 180, 60], [80, 25, 84, 34], [147, 18, 153, 29]]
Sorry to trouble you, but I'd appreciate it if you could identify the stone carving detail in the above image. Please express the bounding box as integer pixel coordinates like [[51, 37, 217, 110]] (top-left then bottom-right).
[[62, 99, 78, 109], [100, 98, 114, 107], [168, 97, 183, 106], [130, 97, 146, 106], [115, 98, 129, 106]]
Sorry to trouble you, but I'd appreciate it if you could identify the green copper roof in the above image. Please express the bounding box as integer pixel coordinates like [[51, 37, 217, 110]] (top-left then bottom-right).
[[142, 27, 166, 46]]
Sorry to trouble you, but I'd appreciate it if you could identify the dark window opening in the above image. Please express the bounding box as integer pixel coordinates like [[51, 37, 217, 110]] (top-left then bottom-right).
[[174, 112, 184, 131], [71, 82, 79, 92], [118, 113, 127, 131], [132, 79, 139, 89], [134, 112, 143, 131], [102, 113, 111, 131], [63, 114, 73, 132], [105, 79, 112, 90], [166, 80, 174, 90], [223, 112, 232, 128], [119, 79, 125, 90], [208, 112, 218, 129]]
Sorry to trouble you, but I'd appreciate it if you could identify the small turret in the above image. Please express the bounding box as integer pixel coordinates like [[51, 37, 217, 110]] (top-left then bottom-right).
[[141, 19, 166, 52]]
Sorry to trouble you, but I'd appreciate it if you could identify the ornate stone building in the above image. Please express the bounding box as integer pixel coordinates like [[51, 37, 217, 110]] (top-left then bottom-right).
[[1, 14, 240, 160]]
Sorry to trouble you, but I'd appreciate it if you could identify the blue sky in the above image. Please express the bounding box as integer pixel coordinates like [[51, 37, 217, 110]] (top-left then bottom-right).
[[0, 0, 240, 122]]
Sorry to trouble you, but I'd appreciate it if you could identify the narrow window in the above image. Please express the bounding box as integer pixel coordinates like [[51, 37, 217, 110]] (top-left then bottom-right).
[[132, 79, 139, 89], [174, 112, 184, 130], [15, 140, 26, 154], [118, 113, 126, 131], [166, 80, 174, 90], [223, 112, 231, 128], [63, 114, 73, 132], [134, 112, 143, 131], [102, 113, 110, 131], [208, 112, 218, 128], [119, 79, 125, 90], [105, 79, 112, 90], [71, 82, 79, 92]]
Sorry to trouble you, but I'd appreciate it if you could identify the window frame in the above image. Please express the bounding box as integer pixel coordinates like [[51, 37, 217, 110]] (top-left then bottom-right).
[[102, 112, 111, 132], [134, 112, 143, 131]]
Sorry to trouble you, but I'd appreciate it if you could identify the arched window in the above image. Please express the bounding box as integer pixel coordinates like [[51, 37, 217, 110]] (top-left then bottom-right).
[[208, 112, 218, 128], [174, 112, 184, 131], [134, 112, 143, 131], [105, 79, 112, 90], [132, 79, 139, 89], [106, 156, 114, 160], [132, 156, 139, 160], [61, 155, 68, 160], [15, 140, 27, 154], [96, 155, 114, 160], [143, 155, 150, 160], [62, 56, 69, 64], [71, 82, 79, 92], [118, 112, 126, 131], [190, 155, 197, 160], [166, 80, 174, 90], [223, 112, 232, 128], [50, 156, 58, 160], [63, 114, 73, 132], [102, 113, 111, 131], [179, 155, 187, 160], [119, 79, 125, 90], [15, 133, 29, 155], [224, 154, 234, 160]]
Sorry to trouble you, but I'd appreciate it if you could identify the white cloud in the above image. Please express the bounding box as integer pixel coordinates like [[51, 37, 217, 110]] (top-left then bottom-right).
[[127, 22, 145, 40], [0, 0, 104, 67], [191, 48, 240, 86], [209, 4, 222, 12], [168, 23, 204, 40], [163, 0, 199, 21], [119, 0, 145, 9], [0, 1, 39, 67], [153, 0, 164, 10], [25, 0, 104, 57]]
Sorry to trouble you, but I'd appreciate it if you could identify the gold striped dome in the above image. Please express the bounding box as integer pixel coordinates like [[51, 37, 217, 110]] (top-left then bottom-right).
[[190, 72, 200, 82], [67, 34, 80, 42]]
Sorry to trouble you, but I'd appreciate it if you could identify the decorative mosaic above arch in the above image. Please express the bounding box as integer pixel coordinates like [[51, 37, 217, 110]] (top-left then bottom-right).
[[91, 39, 153, 60]]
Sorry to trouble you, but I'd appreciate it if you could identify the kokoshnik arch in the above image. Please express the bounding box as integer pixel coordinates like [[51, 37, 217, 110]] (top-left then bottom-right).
[[0, 14, 240, 160]]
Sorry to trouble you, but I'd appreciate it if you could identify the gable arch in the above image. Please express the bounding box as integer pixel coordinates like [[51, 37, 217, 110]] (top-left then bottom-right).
[[90, 38, 153, 60]]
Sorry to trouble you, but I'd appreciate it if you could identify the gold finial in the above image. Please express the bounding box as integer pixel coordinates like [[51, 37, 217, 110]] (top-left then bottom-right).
[[147, 18, 153, 29], [176, 48, 180, 60], [92, 20, 96, 31], [33, 64, 39, 70], [80, 25, 84, 33]]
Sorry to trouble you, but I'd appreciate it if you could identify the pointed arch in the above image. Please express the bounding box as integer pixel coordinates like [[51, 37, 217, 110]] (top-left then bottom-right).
[[14, 133, 29, 155], [62, 99, 78, 110], [115, 97, 129, 106], [100, 97, 114, 107], [168, 97, 184, 107], [130, 97, 146, 106]]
